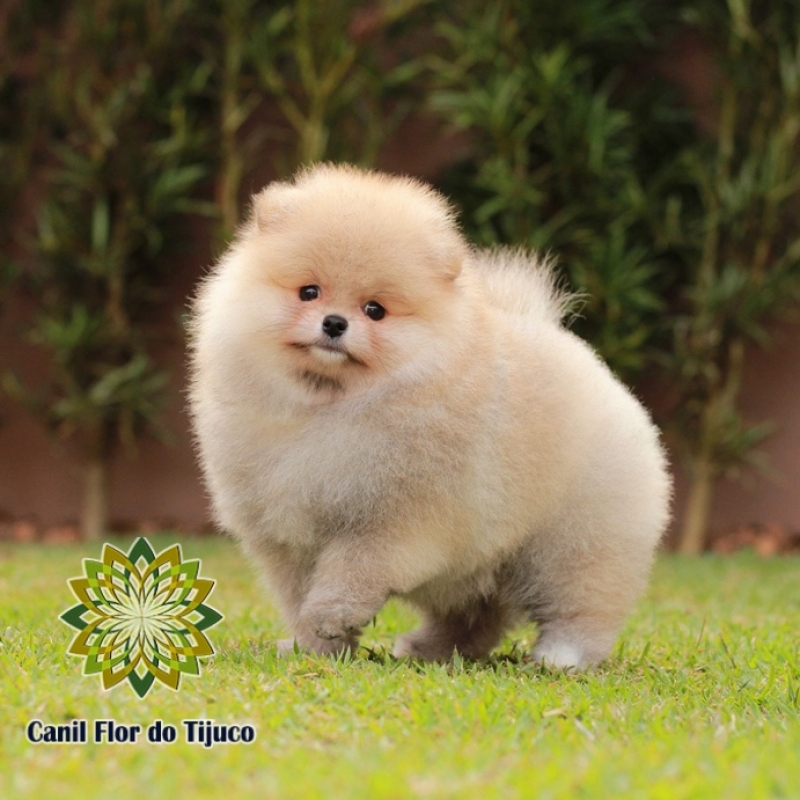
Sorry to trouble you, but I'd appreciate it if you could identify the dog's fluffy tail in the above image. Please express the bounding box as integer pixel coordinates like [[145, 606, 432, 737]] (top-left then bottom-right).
[[473, 247, 579, 326]]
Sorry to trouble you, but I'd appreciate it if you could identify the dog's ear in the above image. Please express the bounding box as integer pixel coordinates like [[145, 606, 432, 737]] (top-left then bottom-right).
[[410, 183, 468, 281], [427, 222, 468, 282], [439, 238, 468, 281], [251, 181, 300, 232]]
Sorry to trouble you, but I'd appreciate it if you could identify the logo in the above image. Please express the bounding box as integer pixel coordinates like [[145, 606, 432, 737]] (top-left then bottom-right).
[[60, 537, 223, 698]]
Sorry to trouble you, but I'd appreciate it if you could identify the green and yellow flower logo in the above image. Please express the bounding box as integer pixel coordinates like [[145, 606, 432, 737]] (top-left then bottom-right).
[[60, 538, 223, 698]]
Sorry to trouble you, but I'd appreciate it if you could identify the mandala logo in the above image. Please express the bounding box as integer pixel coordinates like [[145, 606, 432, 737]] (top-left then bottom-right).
[[60, 537, 223, 699]]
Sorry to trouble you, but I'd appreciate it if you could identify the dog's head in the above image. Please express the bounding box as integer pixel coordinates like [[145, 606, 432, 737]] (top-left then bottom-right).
[[208, 164, 471, 404]]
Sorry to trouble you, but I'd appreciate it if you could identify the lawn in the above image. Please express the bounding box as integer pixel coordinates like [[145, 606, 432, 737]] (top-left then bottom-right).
[[1, 534, 798, 799]]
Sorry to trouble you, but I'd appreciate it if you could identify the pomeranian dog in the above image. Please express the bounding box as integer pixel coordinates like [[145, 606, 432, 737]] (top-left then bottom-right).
[[189, 164, 671, 669]]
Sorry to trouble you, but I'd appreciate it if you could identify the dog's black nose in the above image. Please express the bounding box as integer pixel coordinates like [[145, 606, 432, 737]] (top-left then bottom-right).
[[322, 314, 348, 338]]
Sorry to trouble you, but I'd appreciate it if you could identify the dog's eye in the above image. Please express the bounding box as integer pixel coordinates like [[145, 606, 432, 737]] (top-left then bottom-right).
[[363, 301, 386, 321], [299, 285, 320, 301]]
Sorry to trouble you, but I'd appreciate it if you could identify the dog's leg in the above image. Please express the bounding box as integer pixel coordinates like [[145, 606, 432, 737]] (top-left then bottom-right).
[[523, 546, 652, 671], [393, 597, 510, 661], [249, 542, 357, 656], [297, 528, 451, 646]]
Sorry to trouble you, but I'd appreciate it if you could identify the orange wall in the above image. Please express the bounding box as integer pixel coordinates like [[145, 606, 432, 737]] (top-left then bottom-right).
[[678, 322, 800, 535]]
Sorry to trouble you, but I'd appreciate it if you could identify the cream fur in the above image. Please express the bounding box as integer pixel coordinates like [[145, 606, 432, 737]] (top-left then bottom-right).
[[189, 163, 671, 669]]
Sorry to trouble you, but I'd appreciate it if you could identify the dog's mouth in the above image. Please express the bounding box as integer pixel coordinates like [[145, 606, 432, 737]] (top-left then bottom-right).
[[311, 342, 346, 356], [290, 341, 366, 367]]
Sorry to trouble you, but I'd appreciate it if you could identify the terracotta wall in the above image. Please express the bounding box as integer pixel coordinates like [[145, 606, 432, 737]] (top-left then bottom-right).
[[674, 321, 800, 536], [0, 348, 208, 532], [0, 248, 212, 534]]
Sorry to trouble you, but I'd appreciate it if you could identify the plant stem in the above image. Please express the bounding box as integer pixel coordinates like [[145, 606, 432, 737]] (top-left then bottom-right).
[[80, 453, 108, 542], [679, 442, 714, 554]]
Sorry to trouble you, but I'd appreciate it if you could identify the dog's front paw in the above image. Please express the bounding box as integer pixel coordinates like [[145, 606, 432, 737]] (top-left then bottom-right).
[[303, 604, 365, 640], [300, 594, 381, 641]]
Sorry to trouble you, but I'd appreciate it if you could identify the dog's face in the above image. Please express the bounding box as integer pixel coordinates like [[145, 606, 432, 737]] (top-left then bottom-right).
[[221, 166, 470, 404]]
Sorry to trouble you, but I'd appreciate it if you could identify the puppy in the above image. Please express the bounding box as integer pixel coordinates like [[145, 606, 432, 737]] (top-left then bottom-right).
[[189, 164, 670, 669]]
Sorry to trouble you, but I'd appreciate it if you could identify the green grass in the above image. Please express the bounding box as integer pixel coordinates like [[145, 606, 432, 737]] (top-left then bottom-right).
[[1, 535, 798, 799]]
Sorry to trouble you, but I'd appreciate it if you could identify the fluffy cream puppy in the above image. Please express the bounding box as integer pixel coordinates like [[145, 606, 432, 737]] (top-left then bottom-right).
[[189, 164, 671, 669]]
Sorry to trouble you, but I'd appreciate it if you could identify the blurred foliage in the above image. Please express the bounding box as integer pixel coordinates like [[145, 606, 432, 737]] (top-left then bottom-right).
[[246, 0, 429, 167], [0, 0, 60, 421], [664, 0, 800, 459], [2, 0, 213, 538], [201, 0, 431, 236], [0, 0, 799, 546], [659, 0, 800, 551], [26, 0, 211, 443], [427, 0, 691, 377]]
